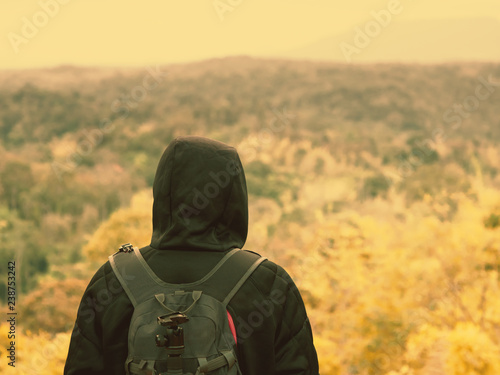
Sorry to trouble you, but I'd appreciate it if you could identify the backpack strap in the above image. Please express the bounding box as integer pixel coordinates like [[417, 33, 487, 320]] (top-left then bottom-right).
[[194, 350, 236, 375], [109, 247, 266, 307], [222, 253, 267, 306], [195, 249, 267, 306], [109, 246, 146, 307]]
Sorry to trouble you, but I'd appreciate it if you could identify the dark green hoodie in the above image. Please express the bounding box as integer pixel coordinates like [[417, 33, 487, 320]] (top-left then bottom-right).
[[151, 136, 248, 252], [64, 136, 319, 375]]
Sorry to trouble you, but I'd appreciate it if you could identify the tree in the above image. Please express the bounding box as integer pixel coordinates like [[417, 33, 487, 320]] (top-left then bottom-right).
[[18, 278, 87, 334], [82, 191, 152, 263], [0, 161, 33, 211]]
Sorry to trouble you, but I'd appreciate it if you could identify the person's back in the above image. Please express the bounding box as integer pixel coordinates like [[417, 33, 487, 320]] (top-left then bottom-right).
[[64, 136, 319, 375]]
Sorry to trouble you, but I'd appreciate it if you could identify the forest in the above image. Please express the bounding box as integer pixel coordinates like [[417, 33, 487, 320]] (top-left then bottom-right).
[[0, 57, 500, 374]]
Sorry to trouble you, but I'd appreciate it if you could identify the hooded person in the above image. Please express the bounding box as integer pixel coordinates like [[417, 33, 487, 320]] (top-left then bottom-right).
[[64, 136, 319, 375]]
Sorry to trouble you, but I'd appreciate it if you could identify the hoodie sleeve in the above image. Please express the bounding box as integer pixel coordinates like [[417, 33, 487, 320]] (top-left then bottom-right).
[[273, 267, 319, 375], [230, 261, 319, 375], [64, 262, 133, 375]]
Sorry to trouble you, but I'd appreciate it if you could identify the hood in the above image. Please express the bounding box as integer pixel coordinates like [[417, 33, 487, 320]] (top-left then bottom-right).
[[150, 136, 248, 251]]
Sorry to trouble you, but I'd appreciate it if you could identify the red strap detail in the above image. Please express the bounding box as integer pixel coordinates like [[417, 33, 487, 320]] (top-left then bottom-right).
[[227, 310, 237, 345]]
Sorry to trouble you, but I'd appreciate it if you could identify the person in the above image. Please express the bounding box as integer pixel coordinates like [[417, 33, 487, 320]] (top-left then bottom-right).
[[64, 136, 319, 375]]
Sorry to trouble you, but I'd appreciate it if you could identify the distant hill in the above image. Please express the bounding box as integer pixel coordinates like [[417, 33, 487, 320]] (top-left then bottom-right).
[[279, 18, 500, 63]]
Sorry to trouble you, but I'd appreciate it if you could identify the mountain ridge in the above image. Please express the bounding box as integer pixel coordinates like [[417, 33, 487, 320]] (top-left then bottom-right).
[[277, 17, 500, 63]]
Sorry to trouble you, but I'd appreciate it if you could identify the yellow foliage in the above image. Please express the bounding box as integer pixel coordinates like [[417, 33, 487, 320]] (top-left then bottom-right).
[[405, 324, 447, 370], [18, 278, 87, 334], [83, 190, 152, 262], [0, 323, 70, 375], [402, 322, 500, 375], [446, 323, 500, 375], [314, 336, 341, 375], [8, 167, 500, 375], [275, 184, 500, 375]]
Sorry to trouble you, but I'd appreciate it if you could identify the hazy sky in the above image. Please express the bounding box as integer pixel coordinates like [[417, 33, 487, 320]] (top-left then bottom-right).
[[1, 0, 499, 69]]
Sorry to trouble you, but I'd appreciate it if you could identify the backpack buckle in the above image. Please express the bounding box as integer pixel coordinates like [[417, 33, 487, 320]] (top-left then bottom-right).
[[119, 243, 134, 253]]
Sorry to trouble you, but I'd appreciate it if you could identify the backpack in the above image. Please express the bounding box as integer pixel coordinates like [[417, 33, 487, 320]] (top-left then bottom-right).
[[109, 244, 266, 375]]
